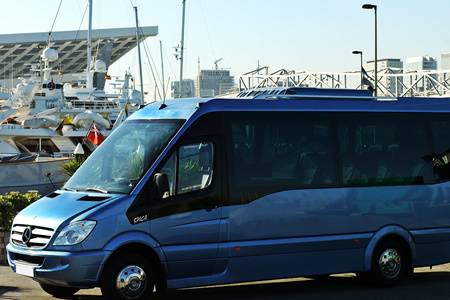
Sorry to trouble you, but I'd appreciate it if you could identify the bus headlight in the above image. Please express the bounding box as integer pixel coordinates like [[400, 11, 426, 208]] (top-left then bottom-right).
[[53, 220, 96, 246]]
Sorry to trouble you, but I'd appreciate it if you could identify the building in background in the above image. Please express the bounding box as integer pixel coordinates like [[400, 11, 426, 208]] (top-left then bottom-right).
[[364, 58, 404, 71], [405, 56, 438, 92], [195, 69, 235, 98], [442, 53, 450, 70], [171, 79, 195, 98], [364, 58, 404, 96], [405, 56, 437, 72]]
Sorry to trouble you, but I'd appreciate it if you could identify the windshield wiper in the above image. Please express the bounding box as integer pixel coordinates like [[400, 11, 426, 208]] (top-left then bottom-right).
[[83, 188, 109, 194], [62, 187, 78, 192]]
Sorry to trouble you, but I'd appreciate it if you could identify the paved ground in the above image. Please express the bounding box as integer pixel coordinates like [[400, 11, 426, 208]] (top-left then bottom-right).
[[2, 264, 450, 299]]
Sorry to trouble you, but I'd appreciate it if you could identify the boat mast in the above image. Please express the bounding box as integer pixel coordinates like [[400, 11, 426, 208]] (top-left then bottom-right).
[[86, 0, 93, 91], [134, 6, 145, 106], [178, 0, 186, 98]]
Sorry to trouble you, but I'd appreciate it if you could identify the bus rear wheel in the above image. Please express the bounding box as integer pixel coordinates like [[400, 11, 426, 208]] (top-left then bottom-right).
[[100, 253, 156, 300], [370, 239, 411, 286]]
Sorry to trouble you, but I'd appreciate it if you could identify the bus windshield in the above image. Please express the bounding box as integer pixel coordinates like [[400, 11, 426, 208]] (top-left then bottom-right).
[[64, 119, 184, 194]]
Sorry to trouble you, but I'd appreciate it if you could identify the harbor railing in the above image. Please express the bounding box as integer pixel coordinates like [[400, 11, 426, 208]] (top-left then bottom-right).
[[238, 69, 450, 98]]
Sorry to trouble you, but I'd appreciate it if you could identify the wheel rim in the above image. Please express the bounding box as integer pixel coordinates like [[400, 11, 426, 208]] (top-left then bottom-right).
[[378, 248, 402, 280], [116, 265, 147, 299]]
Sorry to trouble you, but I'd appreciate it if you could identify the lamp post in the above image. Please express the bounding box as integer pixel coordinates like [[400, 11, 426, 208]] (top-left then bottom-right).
[[179, 0, 186, 98], [362, 3, 377, 96], [352, 50, 363, 89]]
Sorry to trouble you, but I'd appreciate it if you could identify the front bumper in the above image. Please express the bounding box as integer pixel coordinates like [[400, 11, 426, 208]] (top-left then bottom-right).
[[6, 243, 110, 288]]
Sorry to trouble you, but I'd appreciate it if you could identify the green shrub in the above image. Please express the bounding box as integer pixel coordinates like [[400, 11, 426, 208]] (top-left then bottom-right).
[[62, 156, 86, 177], [0, 191, 40, 231]]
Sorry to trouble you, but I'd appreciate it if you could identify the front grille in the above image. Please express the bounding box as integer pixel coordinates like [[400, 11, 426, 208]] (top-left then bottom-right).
[[12, 253, 45, 266], [11, 224, 54, 249]]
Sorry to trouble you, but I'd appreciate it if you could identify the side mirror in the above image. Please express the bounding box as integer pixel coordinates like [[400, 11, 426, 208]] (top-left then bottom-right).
[[153, 173, 170, 200]]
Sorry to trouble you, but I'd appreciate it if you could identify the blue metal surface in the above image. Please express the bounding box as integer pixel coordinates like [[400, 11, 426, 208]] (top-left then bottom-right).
[[130, 97, 450, 126], [12, 191, 119, 232], [202, 98, 450, 113], [7, 95, 450, 291], [129, 98, 206, 121], [151, 208, 222, 279], [7, 243, 108, 288]]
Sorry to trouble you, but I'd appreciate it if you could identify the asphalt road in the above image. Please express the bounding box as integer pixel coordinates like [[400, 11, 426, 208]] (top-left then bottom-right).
[[2, 264, 450, 299]]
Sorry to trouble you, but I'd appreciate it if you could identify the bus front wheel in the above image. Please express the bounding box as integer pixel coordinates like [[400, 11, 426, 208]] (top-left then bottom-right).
[[100, 253, 156, 300]]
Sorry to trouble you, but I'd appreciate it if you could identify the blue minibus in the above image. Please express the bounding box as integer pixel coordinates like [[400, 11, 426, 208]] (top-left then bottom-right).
[[7, 95, 450, 299]]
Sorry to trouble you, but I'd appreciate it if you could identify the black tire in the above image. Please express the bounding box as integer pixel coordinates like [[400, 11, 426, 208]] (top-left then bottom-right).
[[39, 283, 79, 299], [370, 239, 411, 287], [356, 271, 371, 283], [100, 253, 156, 300]]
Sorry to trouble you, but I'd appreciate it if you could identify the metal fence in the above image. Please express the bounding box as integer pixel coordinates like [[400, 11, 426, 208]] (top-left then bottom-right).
[[238, 70, 450, 97]]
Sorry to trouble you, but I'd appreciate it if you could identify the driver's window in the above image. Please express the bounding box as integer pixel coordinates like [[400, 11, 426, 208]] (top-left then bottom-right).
[[160, 152, 176, 196], [178, 142, 214, 194], [160, 142, 214, 197]]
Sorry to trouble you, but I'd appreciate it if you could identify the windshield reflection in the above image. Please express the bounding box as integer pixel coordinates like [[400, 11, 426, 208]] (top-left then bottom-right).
[[64, 119, 184, 194]]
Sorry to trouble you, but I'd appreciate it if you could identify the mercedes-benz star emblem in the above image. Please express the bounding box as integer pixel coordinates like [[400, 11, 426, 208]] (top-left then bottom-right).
[[22, 227, 32, 245]]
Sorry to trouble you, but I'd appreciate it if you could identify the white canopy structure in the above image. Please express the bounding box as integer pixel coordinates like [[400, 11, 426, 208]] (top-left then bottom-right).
[[0, 26, 158, 79]]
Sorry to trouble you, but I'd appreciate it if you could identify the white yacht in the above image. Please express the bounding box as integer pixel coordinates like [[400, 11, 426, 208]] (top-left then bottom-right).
[[20, 46, 138, 129], [0, 0, 144, 195], [0, 126, 73, 195]]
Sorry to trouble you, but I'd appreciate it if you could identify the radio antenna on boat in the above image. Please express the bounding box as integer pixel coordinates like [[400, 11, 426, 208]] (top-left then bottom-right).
[[86, 0, 93, 92], [134, 6, 145, 106], [48, 0, 64, 46]]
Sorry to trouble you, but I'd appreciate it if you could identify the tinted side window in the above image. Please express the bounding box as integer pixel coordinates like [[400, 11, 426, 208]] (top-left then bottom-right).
[[228, 113, 337, 202], [431, 118, 450, 181], [338, 114, 433, 186]]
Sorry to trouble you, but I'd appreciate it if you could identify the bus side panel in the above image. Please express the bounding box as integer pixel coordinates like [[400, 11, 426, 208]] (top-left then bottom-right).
[[167, 248, 365, 289], [354, 182, 450, 268], [224, 249, 363, 283], [221, 182, 450, 281], [411, 228, 450, 267]]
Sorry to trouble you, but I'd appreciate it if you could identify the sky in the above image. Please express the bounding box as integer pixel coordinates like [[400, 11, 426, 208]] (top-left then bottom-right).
[[1, 0, 450, 95]]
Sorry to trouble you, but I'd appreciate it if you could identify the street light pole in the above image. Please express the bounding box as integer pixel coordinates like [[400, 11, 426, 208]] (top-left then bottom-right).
[[179, 0, 186, 98], [362, 4, 378, 96], [352, 50, 363, 89]]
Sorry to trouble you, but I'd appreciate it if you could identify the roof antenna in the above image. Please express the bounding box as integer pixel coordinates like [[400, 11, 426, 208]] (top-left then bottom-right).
[[159, 83, 167, 109], [159, 41, 167, 110]]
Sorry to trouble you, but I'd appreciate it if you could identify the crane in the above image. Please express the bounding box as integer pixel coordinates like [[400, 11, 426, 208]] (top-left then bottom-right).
[[214, 58, 223, 70]]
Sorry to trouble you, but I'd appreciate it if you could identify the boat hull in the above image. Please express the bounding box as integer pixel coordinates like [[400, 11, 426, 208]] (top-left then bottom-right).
[[0, 158, 70, 195]]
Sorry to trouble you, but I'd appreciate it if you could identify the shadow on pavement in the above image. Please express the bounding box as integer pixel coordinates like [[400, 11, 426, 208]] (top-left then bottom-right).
[[0, 286, 19, 296], [164, 271, 450, 300], [7, 271, 450, 300]]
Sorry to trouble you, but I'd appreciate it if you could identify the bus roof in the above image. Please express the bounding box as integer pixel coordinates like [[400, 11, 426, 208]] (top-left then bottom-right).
[[129, 96, 450, 122]]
